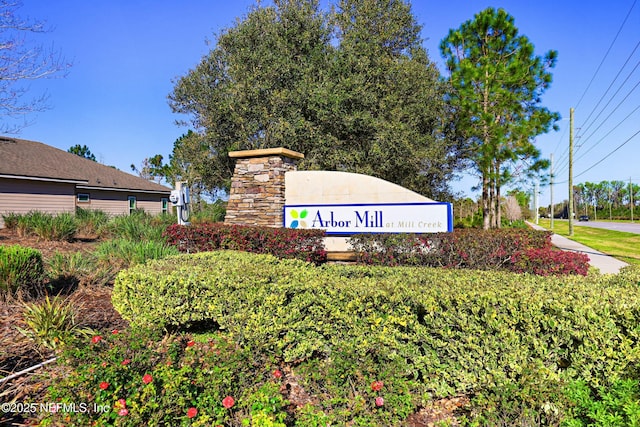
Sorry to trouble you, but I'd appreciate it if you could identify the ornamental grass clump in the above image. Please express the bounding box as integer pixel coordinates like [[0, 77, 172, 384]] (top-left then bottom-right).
[[0, 244, 44, 299], [17, 295, 94, 351], [94, 238, 179, 270]]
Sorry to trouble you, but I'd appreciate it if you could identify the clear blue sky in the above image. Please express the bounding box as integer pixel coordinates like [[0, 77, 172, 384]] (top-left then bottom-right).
[[9, 0, 640, 204]]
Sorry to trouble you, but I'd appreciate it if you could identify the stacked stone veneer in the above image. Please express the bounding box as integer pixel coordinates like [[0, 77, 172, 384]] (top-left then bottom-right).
[[224, 148, 304, 227]]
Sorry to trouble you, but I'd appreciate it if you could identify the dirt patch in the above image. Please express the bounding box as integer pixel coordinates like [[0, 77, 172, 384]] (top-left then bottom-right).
[[0, 228, 99, 259]]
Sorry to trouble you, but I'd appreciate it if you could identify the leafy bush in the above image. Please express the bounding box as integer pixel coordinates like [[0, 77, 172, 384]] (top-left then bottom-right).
[[349, 228, 589, 275], [46, 329, 289, 427], [0, 245, 44, 298], [511, 247, 590, 276], [189, 199, 227, 223], [350, 228, 552, 268], [563, 379, 640, 426], [112, 251, 640, 423], [163, 222, 327, 264]]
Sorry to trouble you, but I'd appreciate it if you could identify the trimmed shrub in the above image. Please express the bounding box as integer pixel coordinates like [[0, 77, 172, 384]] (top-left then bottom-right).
[[163, 222, 327, 264], [349, 228, 589, 275], [511, 247, 590, 276], [0, 245, 45, 298], [564, 379, 640, 426], [112, 251, 640, 423]]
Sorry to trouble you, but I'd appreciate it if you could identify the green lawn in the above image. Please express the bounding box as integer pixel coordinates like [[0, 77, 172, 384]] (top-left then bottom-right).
[[537, 219, 640, 267]]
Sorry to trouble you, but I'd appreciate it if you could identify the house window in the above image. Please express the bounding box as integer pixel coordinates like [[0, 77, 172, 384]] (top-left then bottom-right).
[[77, 193, 90, 203], [161, 198, 169, 214], [128, 196, 137, 214]]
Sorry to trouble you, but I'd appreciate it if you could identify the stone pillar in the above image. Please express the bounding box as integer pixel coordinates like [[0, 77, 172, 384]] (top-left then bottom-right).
[[224, 147, 304, 227]]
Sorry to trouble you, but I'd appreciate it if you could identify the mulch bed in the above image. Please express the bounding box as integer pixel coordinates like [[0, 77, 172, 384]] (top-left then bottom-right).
[[1, 229, 126, 425]]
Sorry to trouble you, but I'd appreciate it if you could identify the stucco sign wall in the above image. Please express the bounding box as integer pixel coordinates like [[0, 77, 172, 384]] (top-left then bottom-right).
[[284, 202, 452, 234]]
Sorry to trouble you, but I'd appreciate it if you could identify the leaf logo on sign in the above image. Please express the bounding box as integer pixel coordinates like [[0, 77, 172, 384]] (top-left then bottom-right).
[[289, 209, 308, 228]]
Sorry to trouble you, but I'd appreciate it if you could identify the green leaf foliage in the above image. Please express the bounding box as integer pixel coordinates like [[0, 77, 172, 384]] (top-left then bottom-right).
[[17, 295, 95, 351], [67, 144, 96, 162], [440, 7, 559, 228], [163, 222, 327, 264], [46, 329, 289, 427], [169, 0, 461, 199], [112, 250, 640, 423], [0, 244, 44, 298], [563, 379, 640, 426]]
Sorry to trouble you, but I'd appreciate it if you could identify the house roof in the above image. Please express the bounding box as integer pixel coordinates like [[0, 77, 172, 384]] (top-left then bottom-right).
[[0, 137, 171, 194]]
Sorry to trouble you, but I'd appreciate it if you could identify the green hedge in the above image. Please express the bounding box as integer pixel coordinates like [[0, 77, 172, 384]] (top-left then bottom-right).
[[349, 229, 590, 275], [112, 251, 640, 424], [0, 245, 44, 298], [163, 222, 327, 264]]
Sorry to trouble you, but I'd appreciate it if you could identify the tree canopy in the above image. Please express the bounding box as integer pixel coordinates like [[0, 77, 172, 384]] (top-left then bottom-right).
[[169, 0, 463, 199], [68, 144, 96, 161], [440, 7, 559, 228]]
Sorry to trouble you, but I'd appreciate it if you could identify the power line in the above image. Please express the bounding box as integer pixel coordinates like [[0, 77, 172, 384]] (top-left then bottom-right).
[[574, 0, 638, 110], [575, 128, 640, 178], [575, 54, 640, 150], [555, 31, 640, 177], [575, 102, 640, 162]]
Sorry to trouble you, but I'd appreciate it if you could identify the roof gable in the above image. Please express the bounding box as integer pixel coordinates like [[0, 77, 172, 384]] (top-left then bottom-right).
[[0, 137, 171, 194]]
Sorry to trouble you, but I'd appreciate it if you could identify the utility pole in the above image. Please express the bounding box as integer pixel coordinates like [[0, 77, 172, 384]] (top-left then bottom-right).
[[550, 153, 554, 230], [569, 108, 574, 237], [533, 181, 540, 225], [631, 177, 635, 223]]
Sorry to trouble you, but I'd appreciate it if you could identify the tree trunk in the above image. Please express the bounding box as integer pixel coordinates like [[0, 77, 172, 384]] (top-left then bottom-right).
[[482, 170, 490, 230], [495, 161, 502, 229]]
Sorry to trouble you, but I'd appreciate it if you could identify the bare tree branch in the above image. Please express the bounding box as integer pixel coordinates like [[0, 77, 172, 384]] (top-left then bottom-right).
[[0, 0, 71, 133]]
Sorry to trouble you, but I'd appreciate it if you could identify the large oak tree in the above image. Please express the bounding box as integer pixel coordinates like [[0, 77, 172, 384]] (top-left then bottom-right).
[[169, 0, 463, 199]]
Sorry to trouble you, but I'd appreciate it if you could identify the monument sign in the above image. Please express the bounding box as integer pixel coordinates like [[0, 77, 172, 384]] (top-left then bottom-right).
[[284, 202, 452, 234]]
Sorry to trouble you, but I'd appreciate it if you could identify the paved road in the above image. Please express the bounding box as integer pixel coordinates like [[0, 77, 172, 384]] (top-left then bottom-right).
[[566, 219, 640, 234]]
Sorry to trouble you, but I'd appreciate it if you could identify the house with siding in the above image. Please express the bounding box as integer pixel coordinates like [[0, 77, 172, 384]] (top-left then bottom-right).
[[0, 137, 171, 228]]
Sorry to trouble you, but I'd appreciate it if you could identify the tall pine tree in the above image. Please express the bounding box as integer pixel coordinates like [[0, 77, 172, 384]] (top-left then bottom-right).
[[440, 7, 559, 228]]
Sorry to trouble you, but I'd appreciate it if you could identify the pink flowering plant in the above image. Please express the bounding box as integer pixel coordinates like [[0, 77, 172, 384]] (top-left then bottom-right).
[[42, 250, 640, 425], [44, 328, 289, 426], [43, 325, 410, 426]]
